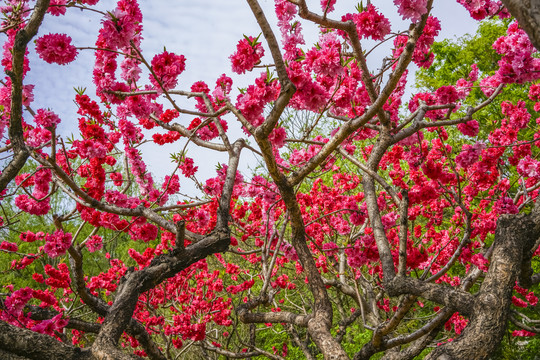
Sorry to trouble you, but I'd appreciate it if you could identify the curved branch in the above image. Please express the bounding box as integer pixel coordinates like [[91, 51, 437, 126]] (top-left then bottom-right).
[[0, 0, 50, 192]]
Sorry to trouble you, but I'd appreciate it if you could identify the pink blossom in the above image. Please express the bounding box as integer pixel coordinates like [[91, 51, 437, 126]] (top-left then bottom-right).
[[1, 287, 33, 325], [43, 230, 72, 258], [134, 223, 158, 242], [320, 0, 336, 12], [180, 157, 198, 177], [274, 0, 297, 23], [469, 64, 479, 82], [435, 85, 459, 104], [455, 143, 484, 169], [47, 0, 67, 16], [517, 155, 540, 179], [304, 32, 343, 78], [31, 314, 69, 335], [86, 235, 103, 253], [20, 231, 42, 243], [150, 51, 186, 91], [281, 242, 298, 261], [35, 33, 78, 65], [34, 108, 61, 128], [350, 5, 391, 41], [492, 22, 540, 84], [457, 120, 479, 137], [322, 242, 338, 256], [393, 0, 428, 22], [230, 36, 265, 74], [501, 100, 531, 129], [15, 195, 50, 215], [512, 296, 528, 308], [72, 139, 108, 159], [25, 127, 52, 147], [480, 75, 503, 97], [268, 127, 287, 148], [162, 174, 180, 194], [287, 61, 328, 111], [512, 330, 536, 337], [0, 241, 18, 252], [100, 9, 139, 50], [120, 56, 142, 83], [493, 197, 518, 215], [457, 0, 501, 20]]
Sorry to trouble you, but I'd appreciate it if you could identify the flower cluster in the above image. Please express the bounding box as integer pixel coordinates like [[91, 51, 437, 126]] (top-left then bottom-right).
[[35, 33, 78, 65], [150, 51, 186, 91], [394, 0, 428, 22], [492, 22, 540, 84], [33, 108, 61, 128], [44, 230, 72, 258], [230, 36, 265, 74], [457, 0, 502, 20], [348, 5, 391, 41]]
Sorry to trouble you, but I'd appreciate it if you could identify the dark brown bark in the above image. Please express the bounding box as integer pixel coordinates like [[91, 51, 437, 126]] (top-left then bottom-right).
[[500, 0, 540, 51]]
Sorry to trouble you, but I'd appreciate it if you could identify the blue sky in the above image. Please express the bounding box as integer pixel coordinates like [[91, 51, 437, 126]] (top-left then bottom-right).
[[21, 0, 479, 196]]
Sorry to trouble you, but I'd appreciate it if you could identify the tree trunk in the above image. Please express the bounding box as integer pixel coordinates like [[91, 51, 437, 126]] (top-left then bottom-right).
[[426, 211, 540, 360]]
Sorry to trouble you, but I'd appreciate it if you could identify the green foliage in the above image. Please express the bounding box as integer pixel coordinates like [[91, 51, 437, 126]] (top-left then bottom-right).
[[415, 19, 508, 91]]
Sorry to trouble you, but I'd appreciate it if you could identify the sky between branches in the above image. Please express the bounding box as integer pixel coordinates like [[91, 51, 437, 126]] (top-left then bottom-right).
[[21, 0, 478, 196]]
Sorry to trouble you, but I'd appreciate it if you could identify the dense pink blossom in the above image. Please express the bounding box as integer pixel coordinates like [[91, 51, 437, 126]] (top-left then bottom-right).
[[456, 143, 484, 169], [150, 51, 186, 91], [393, 0, 428, 22], [304, 32, 343, 78], [275, 0, 296, 22], [287, 61, 328, 111], [31, 314, 69, 336], [44, 230, 72, 258], [1, 287, 33, 325], [435, 86, 459, 104], [35, 33, 78, 65], [230, 36, 265, 74], [86, 235, 103, 253], [0, 241, 18, 252], [133, 223, 158, 242], [517, 156, 540, 179], [492, 22, 540, 84], [47, 0, 67, 16], [180, 157, 198, 177], [501, 100, 531, 129], [25, 127, 52, 147], [236, 72, 279, 126], [100, 9, 139, 49], [395, 16, 440, 68], [19, 231, 44, 243], [350, 5, 391, 41], [457, 120, 479, 137], [33, 108, 61, 128], [457, 0, 501, 20], [493, 197, 518, 214]]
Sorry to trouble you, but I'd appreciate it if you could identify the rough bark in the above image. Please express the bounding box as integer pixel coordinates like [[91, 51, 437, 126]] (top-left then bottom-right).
[[501, 0, 540, 51], [426, 209, 540, 360], [0, 321, 93, 360]]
